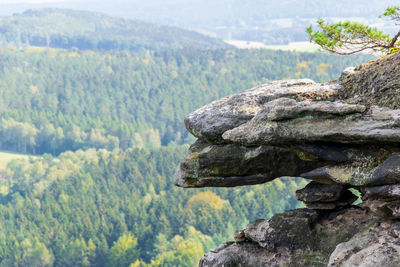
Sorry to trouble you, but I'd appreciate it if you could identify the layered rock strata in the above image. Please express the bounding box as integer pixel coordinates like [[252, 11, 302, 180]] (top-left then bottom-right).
[[175, 52, 400, 266], [201, 208, 380, 267], [295, 182, 357, 210]]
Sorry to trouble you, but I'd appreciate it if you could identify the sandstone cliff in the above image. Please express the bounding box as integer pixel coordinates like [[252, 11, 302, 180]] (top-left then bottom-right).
[[175, 52, 400, 266]]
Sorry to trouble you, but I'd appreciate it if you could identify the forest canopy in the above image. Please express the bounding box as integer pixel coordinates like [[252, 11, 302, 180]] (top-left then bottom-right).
[[0, 7, 378, 265], [0, 48, 372, 155]]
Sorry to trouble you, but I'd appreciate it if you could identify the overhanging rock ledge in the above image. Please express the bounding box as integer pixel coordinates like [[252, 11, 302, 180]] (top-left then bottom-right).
[[175, 52, 400, 266]]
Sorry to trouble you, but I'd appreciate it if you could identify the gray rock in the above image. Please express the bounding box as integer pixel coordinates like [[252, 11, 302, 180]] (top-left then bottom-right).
[[291, 143, 397, 165], [361, 184, 400, 199], [337, 51, 400, 110], [301, 155, 400, 186], [258, 97, 366, 122], [176, 53, 400, 267], [223, 104, 400, 146], [174, 139, 329, 188], [301, 165, 372, 186], [328, 223, 400, 267], [372, 156, 400, 184], [209, 242, 235, 253], [200, 242, 294, 267], [200, 207, 379, 267], [291, 143, 354, 163], [184, 79, 340, 143], [304, 190, 358, 210], [361, 198, 400, 219], [296, 182, 346, 203], [242, 209, 319, 250], [341, 67, 356, 75], [233, 230, 246, 242], [295, 182, 357, 210], [360, 184, 400, 218]]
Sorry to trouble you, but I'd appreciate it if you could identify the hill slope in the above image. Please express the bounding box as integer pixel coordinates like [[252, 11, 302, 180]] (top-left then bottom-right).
[[0, 48, 373, 155], [0, 8, 227, 50], [0, 146, 307, 265]]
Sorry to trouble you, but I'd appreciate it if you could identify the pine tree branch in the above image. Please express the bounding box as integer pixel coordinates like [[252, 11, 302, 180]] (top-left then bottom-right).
[[388, 30, 400, 48]]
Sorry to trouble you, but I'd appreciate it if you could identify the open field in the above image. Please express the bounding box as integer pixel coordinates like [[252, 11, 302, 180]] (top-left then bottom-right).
[[0, 151, 35, 170], [263, 42, 320, 52], [225, 40, 320, 52], [225, 40, 380, 55]]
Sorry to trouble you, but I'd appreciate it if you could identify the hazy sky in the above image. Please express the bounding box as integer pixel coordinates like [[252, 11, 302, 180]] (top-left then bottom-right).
[[0, 0, 68, 3]]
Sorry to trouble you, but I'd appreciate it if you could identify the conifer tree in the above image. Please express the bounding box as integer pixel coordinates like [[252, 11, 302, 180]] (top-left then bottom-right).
[[307, 6, 400, 54]]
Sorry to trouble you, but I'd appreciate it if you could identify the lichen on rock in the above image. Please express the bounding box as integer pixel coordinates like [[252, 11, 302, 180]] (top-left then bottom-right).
[[174, 52, 400, 266], [338, 52, 400, 109]]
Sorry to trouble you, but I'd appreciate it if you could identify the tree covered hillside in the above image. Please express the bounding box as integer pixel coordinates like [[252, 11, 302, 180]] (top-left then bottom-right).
[[0, 18, 376, 264], [0, 47, 372, 155], [0, 145, 307, 266], [0, 9, 227, 51]]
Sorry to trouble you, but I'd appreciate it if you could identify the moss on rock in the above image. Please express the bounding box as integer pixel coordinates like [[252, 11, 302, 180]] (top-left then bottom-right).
[[338, 52, 400, 109]]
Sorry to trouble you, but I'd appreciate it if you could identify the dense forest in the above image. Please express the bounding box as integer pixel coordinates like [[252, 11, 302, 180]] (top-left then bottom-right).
[[0, 47, 372, 155], [0, 8, 377, 266], [0, 9, 227, 51], [0, 146, 306, 266], [0, 46, 373, 265]]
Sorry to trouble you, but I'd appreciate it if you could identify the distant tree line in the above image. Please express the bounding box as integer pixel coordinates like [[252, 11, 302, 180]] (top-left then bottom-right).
[[0, 8, 226, 51]]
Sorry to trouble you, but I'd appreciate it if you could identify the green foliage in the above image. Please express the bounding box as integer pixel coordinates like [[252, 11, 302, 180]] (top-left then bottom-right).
[[19, 238, 54, 267], [0, 48, 372, 155], [149, 228, 210, 267], [109, 233, 139, 267], [381, 5, 400, 20], [0, 147, 307, 266], [57, 238, 94, 267], [307, 6, 400, 54], [0, 27, 376, 266]]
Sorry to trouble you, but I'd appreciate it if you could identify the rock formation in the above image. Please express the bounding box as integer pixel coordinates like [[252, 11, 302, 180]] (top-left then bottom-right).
[[175, 52, 400, 266]]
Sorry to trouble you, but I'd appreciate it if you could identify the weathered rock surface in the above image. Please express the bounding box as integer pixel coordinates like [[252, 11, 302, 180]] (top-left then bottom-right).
[[223, 104, 400, 145], [328, 223, 400, 267], [177, 74, 400, 188], [304, 191, 357, 210], [360, 184, 400, 219], [175, 52, 400, 266], [200, 207, 379, 267], [175, 139, 329, 187], [295, 182, 357, 210], [200, 242, 295, 267], [362, 184, 400, 199], [296, 182, 346, 203], [301, 155, 400, 186], [338, 52, 400, 109], [184, 79, 340, 143]]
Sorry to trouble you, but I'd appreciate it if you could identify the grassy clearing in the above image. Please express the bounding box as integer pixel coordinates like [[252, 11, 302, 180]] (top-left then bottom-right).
[[0, 151, 36, 170], [263, 43, 320, 52], [226, 40, 321, 52]]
